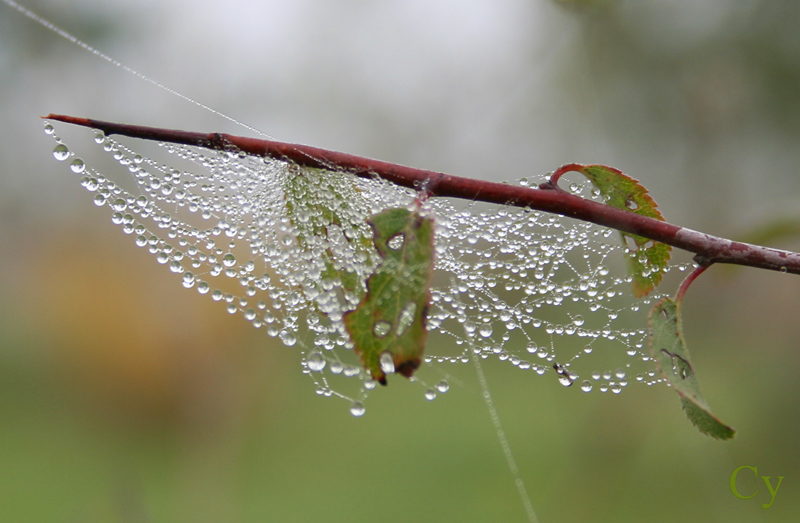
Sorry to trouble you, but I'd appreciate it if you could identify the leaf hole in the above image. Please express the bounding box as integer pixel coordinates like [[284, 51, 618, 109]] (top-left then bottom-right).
[[387, 233, 405, 251], [624, 235, 639, 252]]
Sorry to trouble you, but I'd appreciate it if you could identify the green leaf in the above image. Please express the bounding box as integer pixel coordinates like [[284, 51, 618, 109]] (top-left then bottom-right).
[[343, 207, 435, 385], [282, 165, 373, 296], [577, 164, 671, 297], [649, 298, 735, 440]]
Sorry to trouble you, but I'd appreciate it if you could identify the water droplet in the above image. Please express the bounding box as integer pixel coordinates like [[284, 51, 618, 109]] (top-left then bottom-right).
[[478, 323, 493, 338], [280, 330, 297, 346], [70, 158, 85, 173], [572, 315, 584, 326], [43, 123, 55, 135], [222, 253, 236, 267], [373, 321, 391, 338], [436, 380, 450, 393], [182, 272, 195, 288], [424, 389, 437, 401], [350, 402, 366, 417], [307, 351, 326, 372], [379, 351, 395, 374], [111, 198, 127, 212], [53, 144, 69, 161], [396, 303, 416, 336], [580, 381, 593, 392]]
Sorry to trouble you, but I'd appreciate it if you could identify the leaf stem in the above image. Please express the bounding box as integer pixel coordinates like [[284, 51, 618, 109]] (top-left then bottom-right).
[[675, 265, 709, 304], [43, 114, 800, 276]]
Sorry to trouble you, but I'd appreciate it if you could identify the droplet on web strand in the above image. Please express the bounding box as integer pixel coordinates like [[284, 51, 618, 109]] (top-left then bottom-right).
[[349, 402, 366, 417]]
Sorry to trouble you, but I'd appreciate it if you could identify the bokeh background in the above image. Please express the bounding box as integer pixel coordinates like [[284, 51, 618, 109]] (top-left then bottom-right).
[[2, 0, 799, 521]]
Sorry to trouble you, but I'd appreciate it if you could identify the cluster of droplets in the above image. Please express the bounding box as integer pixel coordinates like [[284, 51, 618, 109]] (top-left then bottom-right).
[[47, 121, 683, 416], [422, 195, 687, 394]]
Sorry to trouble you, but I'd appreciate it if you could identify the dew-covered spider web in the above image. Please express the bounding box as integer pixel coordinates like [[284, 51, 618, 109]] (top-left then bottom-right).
[[45, 120, 693, 418]]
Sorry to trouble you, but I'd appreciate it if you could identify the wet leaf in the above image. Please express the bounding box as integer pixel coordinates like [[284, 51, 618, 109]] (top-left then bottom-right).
[[649, 298, 735, 440], [283, 165, 373, 296], [578, 164, 671, 297], [344, 207, 435, 385]]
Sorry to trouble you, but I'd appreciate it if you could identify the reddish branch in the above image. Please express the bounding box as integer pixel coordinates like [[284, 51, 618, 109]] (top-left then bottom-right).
[[44, 114, 800, 276]]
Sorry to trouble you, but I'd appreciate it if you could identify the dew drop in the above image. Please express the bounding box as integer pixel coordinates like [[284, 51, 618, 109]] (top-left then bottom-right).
[[373, 321, 391, 338], [580, 381, 593, 392], [396, 303, 416, 336], [53, 143, 69, 161], [70, 158, 85, 173], [436, 380, 450, 393], [222, 253, 236, 267], [110, 198, 126, 212], [182, 272, 195, 288], [350, 401, 366, 417], [307, 351, 326, 372], [280, 330, 297, 347], [379, 351, 395, 374], [424, 389, 437, 401]]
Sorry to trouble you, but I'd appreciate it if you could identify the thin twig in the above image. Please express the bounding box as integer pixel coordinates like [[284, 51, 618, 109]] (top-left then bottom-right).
[[44, 114, 800, 276]]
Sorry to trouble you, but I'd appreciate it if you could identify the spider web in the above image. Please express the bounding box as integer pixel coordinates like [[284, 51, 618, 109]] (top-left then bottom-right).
[[45, 121, 691, 417]]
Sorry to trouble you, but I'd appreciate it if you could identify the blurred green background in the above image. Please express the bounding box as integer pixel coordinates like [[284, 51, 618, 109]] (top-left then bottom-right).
[[2, 1, 799, 521]]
